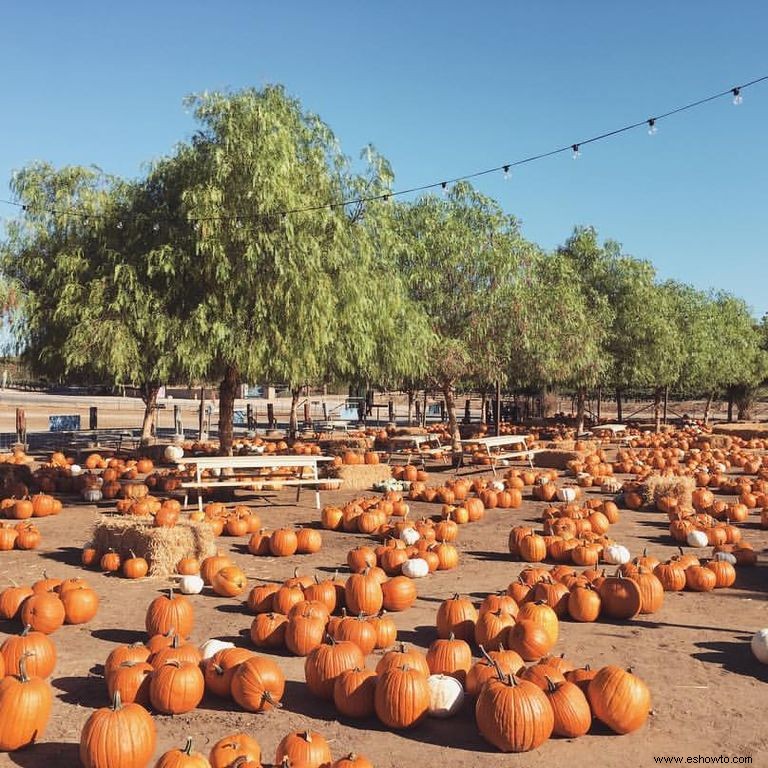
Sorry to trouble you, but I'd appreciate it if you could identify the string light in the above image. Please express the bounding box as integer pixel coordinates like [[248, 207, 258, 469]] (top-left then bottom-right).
[[116, 221, 124, 230], [152, 222, 160, 232], [1, 74, 766, 228], [503, 165, 510, 180]]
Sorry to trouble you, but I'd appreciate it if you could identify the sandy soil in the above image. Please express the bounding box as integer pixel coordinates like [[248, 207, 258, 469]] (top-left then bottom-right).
[[0, 458, 766, 768]]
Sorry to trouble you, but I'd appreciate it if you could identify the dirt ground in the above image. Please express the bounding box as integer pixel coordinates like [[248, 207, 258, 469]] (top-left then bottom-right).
[[0, 457, 766, 768]]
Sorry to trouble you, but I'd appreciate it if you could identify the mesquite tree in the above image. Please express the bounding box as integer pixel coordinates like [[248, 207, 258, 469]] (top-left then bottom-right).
[[389, 183, 527, 455], [0, 163, 184, 442]]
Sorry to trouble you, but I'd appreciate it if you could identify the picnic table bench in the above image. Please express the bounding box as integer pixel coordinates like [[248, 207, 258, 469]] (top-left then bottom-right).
[[588, 423, 631, 444], [387, 434, 449, 467], [178, 454, 335, 512], [458, 434, 541, 475]]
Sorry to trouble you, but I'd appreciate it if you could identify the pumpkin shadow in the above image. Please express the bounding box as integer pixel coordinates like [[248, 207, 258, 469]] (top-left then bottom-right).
[[389, 711, 495, 753], [281, 679, 339, 720], [724, 563, 767, 593], [692, 639, 768, 682], [37, 546, 82, 566], [214, 603, 250, 615], [465, 550, 509, 562], [231, 543, 252, 555], [91, 627, 146, 644], [9, 740, 81, 767], [52, 674, 105, 707], [396, 624, 435, 648]]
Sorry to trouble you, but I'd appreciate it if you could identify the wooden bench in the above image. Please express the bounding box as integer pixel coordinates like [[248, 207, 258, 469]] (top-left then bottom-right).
[[179, 455, 335, 512], [458, 434, 541, 475]]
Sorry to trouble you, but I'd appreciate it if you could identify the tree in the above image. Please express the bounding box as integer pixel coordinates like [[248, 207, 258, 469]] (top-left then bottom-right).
[[0, 163, 185, 442], [389, 182, 529, 455]]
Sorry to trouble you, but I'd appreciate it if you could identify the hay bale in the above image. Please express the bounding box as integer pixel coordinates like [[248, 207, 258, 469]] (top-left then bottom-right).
[[92, 516, 216, 577], [330, 464, 392, 491], [641, 475, 695, 509], [390, 427, 428, 437], [534, 450, 581, 470]]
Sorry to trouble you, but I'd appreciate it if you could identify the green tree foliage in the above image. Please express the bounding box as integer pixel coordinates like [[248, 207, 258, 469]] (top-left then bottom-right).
[[389, 182, 529, 452], [0, 163, 184, 441]]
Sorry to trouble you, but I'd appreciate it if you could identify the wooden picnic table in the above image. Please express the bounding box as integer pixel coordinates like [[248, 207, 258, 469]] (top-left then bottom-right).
[[387, 434, 448, 466], [458, 434, 540, 475], [178, 454, 335, 512]]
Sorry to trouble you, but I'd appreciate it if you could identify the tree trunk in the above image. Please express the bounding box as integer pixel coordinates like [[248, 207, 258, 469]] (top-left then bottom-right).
[[596, 386, 602, 423], [443, 382, 462, 461], [139, 381, 161, 445], [575, 387, 587, 435], [494, 380, 501, 437], [480, 390, 487, 425], [736, 386, 756, 421], [218, 366, 239, 456], [703, 392, 714, 425], [663, 385, 669, 425], [727, 395, 734, 423], [616, 388, 623, 422], [289, 387, 301, 439], [407, 390, 414, 426], [653, 387, 663, 433], [422, 390, 427, 427]]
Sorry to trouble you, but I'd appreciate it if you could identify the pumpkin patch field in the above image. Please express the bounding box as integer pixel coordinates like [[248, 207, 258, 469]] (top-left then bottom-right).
[[0, 435, 766, 768]]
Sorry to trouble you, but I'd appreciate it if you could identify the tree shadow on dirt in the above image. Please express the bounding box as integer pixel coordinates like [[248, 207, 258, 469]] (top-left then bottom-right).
[[214, 603, 250, 615], [52, 674, 105, 707], [9, 741, 81, 767], [38, 546, 82, 566], [693, 638, 768, 682], [91, 627, 146, 644], [282, 678, 340, 720]]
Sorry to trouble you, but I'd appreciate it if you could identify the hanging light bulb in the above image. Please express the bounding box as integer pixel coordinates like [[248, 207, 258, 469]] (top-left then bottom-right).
[[732, 87, 743, 105], [503, 165, 511, 181], [441, 181, 449, 195], [572, 144, 581, 160], [152, 222, 160, 232], [647, 118, 657, 135]]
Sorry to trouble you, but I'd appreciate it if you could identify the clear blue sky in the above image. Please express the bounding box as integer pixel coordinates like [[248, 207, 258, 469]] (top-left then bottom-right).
[[2, 1, 767, 314]]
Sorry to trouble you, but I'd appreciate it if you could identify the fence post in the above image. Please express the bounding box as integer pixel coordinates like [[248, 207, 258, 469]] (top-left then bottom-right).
[[267, 403, 275, 429], [415, 399, 421, 426], [15, 408, 26, 446], [388, 399, 394, 424], [174, 404, 183, 436], [246, 403, 255, 431]]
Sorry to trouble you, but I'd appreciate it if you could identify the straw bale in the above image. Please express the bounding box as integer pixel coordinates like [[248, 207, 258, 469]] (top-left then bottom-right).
[[329, 464, 392, 491], [533, 450, 581, 470], [92, 515, 216, 577], [641, 475, 695, 508], [544, 439, 599, 453]]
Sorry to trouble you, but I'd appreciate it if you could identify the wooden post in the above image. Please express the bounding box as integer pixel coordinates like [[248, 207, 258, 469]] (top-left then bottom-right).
[[303, 401, 311, 426], [267, 403, 275, 429], [15, 408, 26, 446], [463, 398, 471, 424], [388, 399, 394, 424], [663, 385, 669, 426], [422, 390, 428, 427], [246, 403, 255, 430], [439, 400, 445, 422], [495, 380, 501, 436], [596, 387, 602, 423], [89, 407, 98, 431], [415, 398, 422, 426], [198, 387, 205, 440], [174, 404, 183, 435]]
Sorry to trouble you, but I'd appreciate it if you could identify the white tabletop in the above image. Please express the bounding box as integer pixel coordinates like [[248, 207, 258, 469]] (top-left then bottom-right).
[[593, 424, 627, 434], [462, 434, 529, 447]]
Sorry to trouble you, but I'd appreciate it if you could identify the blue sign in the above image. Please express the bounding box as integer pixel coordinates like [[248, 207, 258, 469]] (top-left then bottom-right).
[[49, 415, 81, 432], [233, 409, 247, 426]]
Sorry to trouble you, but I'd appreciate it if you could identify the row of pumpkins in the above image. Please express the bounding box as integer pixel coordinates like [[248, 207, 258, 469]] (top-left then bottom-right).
[[0, 521, 42, 551]]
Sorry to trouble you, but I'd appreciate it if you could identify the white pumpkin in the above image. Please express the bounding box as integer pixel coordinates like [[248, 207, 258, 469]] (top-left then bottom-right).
[[177, 574, 204, 595], [82, 488, 103, 502], [751, 629, 768, 664], [427, 674, 464, 718], [164, 444, 184, 462], [536, 475, 550, 485], [199, 639, 235, 661], [686, 529, 709, 548], [69, 464, 83, 476], [399, 527, 420, 546], [602, 544, 631, 565], [601, 477, 623, 494], [712, 551, 737, 565], [401, 558, 429, 579], [489, 480, 505, 492], [556, 486, 578, 503]]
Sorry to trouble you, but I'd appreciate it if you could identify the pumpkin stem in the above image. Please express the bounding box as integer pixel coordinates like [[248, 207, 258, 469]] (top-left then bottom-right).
[[182, 738, 194, 755], [545, 676, 558, 693], [21, 624, 32, 637], [111, 690, 123, 710], [262, 690, 283, 709]]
